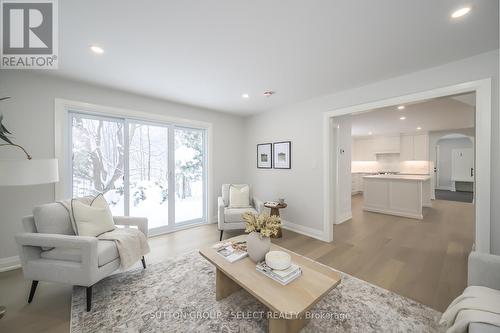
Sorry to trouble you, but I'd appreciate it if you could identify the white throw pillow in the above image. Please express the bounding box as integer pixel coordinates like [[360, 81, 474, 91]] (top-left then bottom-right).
[[71, 194, 115, 237], [229, 184, 250, 208]]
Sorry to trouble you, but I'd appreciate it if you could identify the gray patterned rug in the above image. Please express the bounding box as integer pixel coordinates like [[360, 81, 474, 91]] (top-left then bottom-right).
[[71, 251, 445, 332]]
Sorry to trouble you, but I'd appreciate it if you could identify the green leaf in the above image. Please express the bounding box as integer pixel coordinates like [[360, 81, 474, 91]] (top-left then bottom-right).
[[0, 132, 13, 144], [0, 114, 12, 135]]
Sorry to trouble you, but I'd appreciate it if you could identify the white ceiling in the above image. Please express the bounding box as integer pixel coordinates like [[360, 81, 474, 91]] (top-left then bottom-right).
[[48, 0, 498, 115], [351, 93, 475, 136]]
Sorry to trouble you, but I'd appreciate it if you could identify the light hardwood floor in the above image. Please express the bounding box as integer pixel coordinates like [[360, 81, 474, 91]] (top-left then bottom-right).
[[0, 195, 473, 332]]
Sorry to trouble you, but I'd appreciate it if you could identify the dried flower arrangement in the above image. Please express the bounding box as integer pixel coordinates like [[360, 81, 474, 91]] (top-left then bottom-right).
[[242, 212, 281, 238]]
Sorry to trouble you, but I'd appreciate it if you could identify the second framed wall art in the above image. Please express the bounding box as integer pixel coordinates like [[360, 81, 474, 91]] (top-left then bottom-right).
[[273, 141, 291, 169]]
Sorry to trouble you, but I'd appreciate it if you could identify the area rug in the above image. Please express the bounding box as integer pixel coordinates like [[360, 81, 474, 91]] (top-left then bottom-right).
[[71, 251, 445, 332]]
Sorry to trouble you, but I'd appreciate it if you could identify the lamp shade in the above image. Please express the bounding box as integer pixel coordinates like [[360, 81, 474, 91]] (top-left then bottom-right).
[[0, 159, 59, 186]]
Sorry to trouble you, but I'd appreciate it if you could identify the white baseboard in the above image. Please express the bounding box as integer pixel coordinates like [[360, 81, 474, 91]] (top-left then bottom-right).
[[335, 213, 352, 224], [281, 220, 324, 241], [0, 255, 21, 272]]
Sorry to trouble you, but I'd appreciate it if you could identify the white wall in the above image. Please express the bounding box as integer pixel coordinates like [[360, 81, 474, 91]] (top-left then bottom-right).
[[244, 49, 500, 253], [437, 138, 473, 189], [0, 71, 246, 261]]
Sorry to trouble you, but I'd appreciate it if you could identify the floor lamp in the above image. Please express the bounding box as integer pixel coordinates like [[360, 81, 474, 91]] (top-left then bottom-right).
[[0, 144, 59, 319]]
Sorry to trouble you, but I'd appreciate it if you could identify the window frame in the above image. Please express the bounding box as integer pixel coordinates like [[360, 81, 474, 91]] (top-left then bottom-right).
[[56, 99, 212, 236]]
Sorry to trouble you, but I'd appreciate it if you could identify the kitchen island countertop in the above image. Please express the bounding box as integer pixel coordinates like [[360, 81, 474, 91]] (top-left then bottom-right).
[[363, 174, 431, 181]]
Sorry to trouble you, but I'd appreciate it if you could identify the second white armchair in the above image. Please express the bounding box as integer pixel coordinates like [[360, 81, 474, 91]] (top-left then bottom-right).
[[217, 184, 264, 240]]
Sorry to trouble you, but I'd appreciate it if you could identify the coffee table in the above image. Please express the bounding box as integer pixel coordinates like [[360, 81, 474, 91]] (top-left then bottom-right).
[[199, 235, 341, 333]]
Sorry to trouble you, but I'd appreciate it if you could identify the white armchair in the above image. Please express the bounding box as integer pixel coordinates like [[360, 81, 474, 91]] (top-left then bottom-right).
[[217, 184, 264, 240], [15, 203, 148, 312], [466, 252, 500, 333]]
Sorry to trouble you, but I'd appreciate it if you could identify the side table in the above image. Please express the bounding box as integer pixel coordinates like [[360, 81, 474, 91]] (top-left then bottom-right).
[[264, 202, 287, 238]]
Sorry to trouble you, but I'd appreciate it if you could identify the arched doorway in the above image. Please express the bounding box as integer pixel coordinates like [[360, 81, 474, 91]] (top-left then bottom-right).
[[433, 133, 474, 202]]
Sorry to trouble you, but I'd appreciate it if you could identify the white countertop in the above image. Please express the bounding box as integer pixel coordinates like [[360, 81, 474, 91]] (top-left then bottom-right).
[[363, 174, 431, 181]]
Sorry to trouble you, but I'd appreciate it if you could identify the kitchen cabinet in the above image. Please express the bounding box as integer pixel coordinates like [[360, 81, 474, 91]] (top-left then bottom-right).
[[400, 134, 428, 161], [352, 173, 373, 194], [363, 174, 432, 219], [373, 136, 400, 153], [413, 134, 428, 160], [353, 133, 428, 162], [352, 138, 375, 161]]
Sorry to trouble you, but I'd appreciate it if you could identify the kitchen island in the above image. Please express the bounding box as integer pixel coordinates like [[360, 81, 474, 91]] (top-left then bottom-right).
[[362, 174, 432, 220]]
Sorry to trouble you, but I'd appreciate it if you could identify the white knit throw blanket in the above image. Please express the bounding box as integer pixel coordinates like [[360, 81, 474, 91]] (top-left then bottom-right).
[[58, 198, 150, 269], [97, 228, 150, 269], [440, 286, 500, 333]]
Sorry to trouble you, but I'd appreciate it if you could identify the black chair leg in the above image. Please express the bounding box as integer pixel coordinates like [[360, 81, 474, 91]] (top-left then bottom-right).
[[28, 280, 38, 303], [219, 230, 223, 241], [86, 286, 92, 312], [141, 256, 146, 269]]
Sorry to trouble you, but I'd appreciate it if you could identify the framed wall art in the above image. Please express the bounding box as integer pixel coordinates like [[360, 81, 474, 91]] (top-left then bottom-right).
[[257, 143, 272, 168], [273, 141, 291, 169]]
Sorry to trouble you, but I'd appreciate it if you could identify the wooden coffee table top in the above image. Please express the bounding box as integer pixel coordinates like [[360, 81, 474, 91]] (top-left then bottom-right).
[[199, 235, 341, 316]]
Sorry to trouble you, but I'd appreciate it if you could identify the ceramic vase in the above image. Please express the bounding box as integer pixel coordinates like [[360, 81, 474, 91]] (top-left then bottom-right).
[[247, 231, 271, 262]]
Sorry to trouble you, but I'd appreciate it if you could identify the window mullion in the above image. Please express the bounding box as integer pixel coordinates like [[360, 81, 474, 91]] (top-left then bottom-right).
[[124, 119, 130, 216], [168, 124, 176, 227]]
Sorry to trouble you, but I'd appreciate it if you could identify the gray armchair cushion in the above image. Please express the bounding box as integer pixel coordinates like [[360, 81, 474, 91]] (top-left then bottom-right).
[[33, 203, 75, 235], [468, 252, 500, 290], [40, 240, 119, 267], [469, 322, 500, 333], [224, 207, 258, 223]]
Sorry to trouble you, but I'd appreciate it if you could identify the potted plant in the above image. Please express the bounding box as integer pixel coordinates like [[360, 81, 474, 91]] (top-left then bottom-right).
[[242, 212, 281, 262]]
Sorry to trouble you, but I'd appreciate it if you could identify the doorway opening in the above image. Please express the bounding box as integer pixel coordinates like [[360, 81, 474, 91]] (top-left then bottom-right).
[[324, 79, 491, 312], [434, 133, 474, 203]]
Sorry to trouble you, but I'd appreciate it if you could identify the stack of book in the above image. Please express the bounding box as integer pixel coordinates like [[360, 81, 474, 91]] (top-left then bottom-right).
[[265, 201, 280, 207], [256, 261, 302, 285], [214, 241, 248, 263]]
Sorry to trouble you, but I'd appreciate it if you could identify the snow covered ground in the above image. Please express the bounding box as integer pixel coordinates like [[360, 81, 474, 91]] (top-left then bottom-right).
[[105, 180, 203, 229]]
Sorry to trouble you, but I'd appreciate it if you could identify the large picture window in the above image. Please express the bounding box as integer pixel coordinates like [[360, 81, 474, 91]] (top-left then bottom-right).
[[69, 111, 207, 234]]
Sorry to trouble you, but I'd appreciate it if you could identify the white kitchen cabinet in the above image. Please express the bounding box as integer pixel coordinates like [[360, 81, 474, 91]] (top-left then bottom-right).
[[352, 173, 371, 194], [400, 135, 413, 161], [373, 135, 400, 153], [352, 139, 362, 161], [352, 138, 376, 161], [400, 134, 428, 161], [413, 134, 428, 160]]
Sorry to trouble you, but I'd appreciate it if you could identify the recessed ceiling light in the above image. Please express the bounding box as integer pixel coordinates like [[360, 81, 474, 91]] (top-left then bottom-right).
[[90, 45, 104, 54], [397, 105, 405, 110], [416, 127, 422, 130], [241, 93, 249, 99], [451, 7, 471, 19], [400, 116, 406, 120], [368, 132, 373, 135]]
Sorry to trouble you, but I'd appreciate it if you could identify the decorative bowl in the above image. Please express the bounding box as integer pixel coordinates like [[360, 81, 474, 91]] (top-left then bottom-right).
[[265, 251, 291, 270]]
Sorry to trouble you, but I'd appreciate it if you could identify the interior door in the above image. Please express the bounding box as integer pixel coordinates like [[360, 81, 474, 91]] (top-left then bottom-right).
[[452, 148, 474, 182]]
